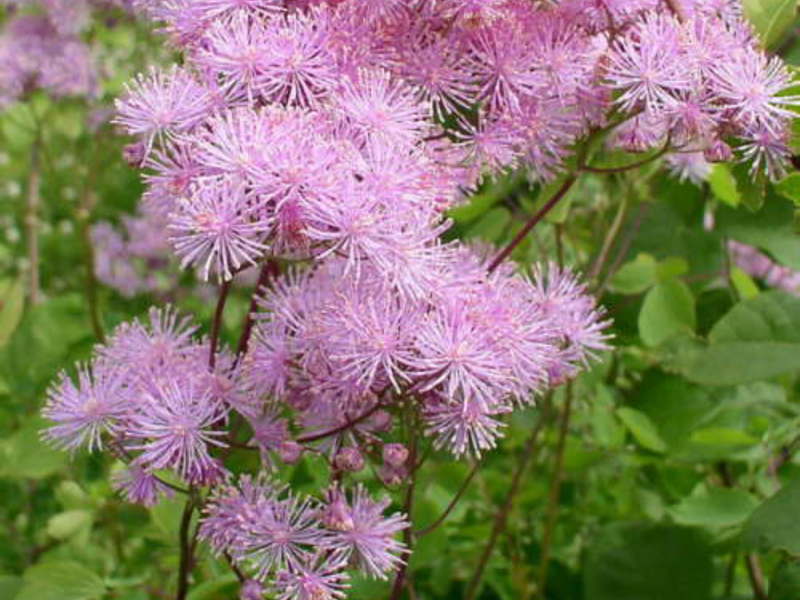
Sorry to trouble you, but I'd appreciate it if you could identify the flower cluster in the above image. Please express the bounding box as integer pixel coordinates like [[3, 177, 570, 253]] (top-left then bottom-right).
[[92, 203, 174, 298], [41, 0, 799, 597], [0, 0, 132, 105], [246, 256, 607, 457], [200, 478, 407, 594]]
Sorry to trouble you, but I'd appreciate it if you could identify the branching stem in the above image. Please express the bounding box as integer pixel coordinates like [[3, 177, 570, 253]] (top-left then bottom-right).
[[176, 495, 197, 600], [296, 402, 383, 444], [209, 280, 232, 370], [464, 400, 551, 600], [488, 177, 578, 273], [415, 460, 481, 537], [537, 383, 574, 593], [389, 418, 419, 600], [235, 260, 279, 361]]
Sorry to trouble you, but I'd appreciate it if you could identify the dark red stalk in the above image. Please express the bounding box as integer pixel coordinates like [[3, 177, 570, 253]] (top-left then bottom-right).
[[235, 260, 279, 361], [208, 279, 232, 370], [487, 176, 577, 273]]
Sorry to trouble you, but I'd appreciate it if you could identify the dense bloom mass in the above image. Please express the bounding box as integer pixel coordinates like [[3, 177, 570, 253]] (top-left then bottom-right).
[[40, 0, 799, 597], [0, 0, 134, 105]]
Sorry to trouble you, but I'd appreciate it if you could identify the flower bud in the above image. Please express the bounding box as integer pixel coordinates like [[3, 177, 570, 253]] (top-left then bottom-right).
[[322, 495, 355, 532], [334, 447, 365, 472], [286, 390, 312, 412], [278, 441, 303, 464], [122, 141, 146, 168], [379, 464, 407, 487], [382, 443, 409, 468], [703, 139, 734, 163], [367, 409, 392, 433], [240, 579, 263, 600]]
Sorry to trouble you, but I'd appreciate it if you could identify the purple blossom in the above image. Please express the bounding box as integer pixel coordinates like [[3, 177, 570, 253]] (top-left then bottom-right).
[[424, 396, 509, 457], [43, 363, 130, 452], [606, 13, 694, 114], [127, 380, 228, 484], [201, 477, 328, 579], [322, 485, 408, 579], [112, 465, 173, 507], [273, 551, 350, 600], [115, 66, 215, 152], [240, 579, 264, 600], [168, 178, 271, 281]]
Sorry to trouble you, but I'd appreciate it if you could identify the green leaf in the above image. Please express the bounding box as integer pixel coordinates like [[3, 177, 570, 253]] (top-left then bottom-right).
[[656, 257, 689, 281], [708, 164, 741, 207], [448, 173, 521, 223], [1, 417, 67, 479], [16, 561, 105, 600], [55, 481, 92, 510], [730, 267, 760, 300], [617, 407, 667, 453], [591, 385, 626, 449], [583, 522, 713, 600], [464, 207, 511, 242], [673, 292, 800, 385], [0, 279, 24, 347], [0, 575, 23, 599], [669, 488, 758, 528], [608, 253, 658, 295], [769, 559, 800, 600], [689, 427, 758, 448], [150, 496, 187, 539], [46, 510, 93, 541], [733, 162, 767, 211], [743, 0, 798, 49], [775, 173, 800, 206], [709, 291, 800, 344], [638, 280, 696, 347], [676, 342, 800, 386], [633, 373, 717, 451], [743, 477, 800, 555], [717, 194, 800, 270]]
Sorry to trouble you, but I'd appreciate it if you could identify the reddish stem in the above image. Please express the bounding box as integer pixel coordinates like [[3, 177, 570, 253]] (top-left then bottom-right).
[[487, 176, 577, 273]]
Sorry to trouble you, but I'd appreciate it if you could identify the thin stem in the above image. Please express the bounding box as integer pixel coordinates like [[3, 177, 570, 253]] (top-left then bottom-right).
[[209, 280, 232, 370], [389, 419, 419, 600], [176, 495, 196, 600], [554, 224, 565, 269], [596, 203, 650, 294], [297, 402, 383, 444], [745, 554, 768, 600], [77, 196, 105, 343], [716, 463, 767, 600], [663, 0, 687, 21], [537, 383, 575, 595], [588, 192, 629, 284], [235, 260, 278, 360], [488, 176, 578, 273], [26, 137, 41, 304], [111, 442, 190, 495], [415, 460, 481, 537], [464, 400, 551, 600], [579, 140, 671, 174], [225, 551, 246, 583]]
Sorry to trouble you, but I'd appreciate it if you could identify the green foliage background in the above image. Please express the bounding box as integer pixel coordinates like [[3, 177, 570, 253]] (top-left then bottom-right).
[[3, 2, 800, 599]]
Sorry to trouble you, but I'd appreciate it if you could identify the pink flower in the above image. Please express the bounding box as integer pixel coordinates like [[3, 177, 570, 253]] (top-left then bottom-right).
[[168, 177, 271, 281], [115, 66, 215, 152]]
